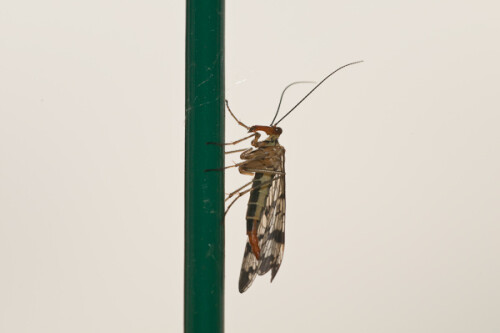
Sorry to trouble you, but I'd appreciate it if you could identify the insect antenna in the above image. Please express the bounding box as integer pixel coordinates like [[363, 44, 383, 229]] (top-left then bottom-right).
[[270, 81, 315, 126], [273, 60, 363, 126]]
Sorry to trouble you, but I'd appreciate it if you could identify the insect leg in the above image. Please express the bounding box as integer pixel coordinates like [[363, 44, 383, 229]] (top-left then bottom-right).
[[205, 160, 257, 172], [225, 100, 250, 130], [207, 133, 256, 146], [225, 180, 254, 200], [225, 148, 251, 155], [224, 177, 278, 215], [244, 169, 285, 175], [205, 155, 267, 172]]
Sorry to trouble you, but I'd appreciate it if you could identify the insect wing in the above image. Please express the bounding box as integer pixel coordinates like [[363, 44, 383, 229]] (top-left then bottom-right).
[[238, 154, 286, 292], [257, 157, 286, 280], [238, 242, 259, 293]]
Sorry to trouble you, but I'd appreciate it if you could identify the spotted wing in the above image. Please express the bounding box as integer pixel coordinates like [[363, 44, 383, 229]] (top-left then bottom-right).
[[238, 152, 286, 293], [257, 156, 286, 280], [238, 176, 275, 293], [238, 241, 260, 293]]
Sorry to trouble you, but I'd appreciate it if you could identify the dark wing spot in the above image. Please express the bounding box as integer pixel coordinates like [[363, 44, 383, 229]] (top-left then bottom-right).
[[269, 229, 285, 244], [238, 243, 259, 293]]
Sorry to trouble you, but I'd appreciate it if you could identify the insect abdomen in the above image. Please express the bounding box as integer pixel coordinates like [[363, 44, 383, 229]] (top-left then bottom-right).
[[245, 172, 273, 259], [246, 173, 273, 219]]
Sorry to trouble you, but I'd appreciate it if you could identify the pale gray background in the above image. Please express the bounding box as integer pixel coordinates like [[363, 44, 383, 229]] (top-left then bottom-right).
[[1, 0, 499, 332]]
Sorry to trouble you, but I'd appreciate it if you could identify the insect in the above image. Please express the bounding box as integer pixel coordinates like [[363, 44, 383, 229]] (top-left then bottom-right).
[[209, 61, 362, 293]]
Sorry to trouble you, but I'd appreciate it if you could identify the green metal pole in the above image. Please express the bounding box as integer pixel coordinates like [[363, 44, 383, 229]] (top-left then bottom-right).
[[185, 0, 224, 331]]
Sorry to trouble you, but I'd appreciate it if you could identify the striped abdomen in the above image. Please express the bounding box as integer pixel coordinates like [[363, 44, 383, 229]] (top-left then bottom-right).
[[245, 172, 273, 259]]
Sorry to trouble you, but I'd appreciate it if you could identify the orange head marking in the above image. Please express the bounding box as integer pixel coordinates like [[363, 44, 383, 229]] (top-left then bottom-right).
[[248, 125, 282, 136]]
